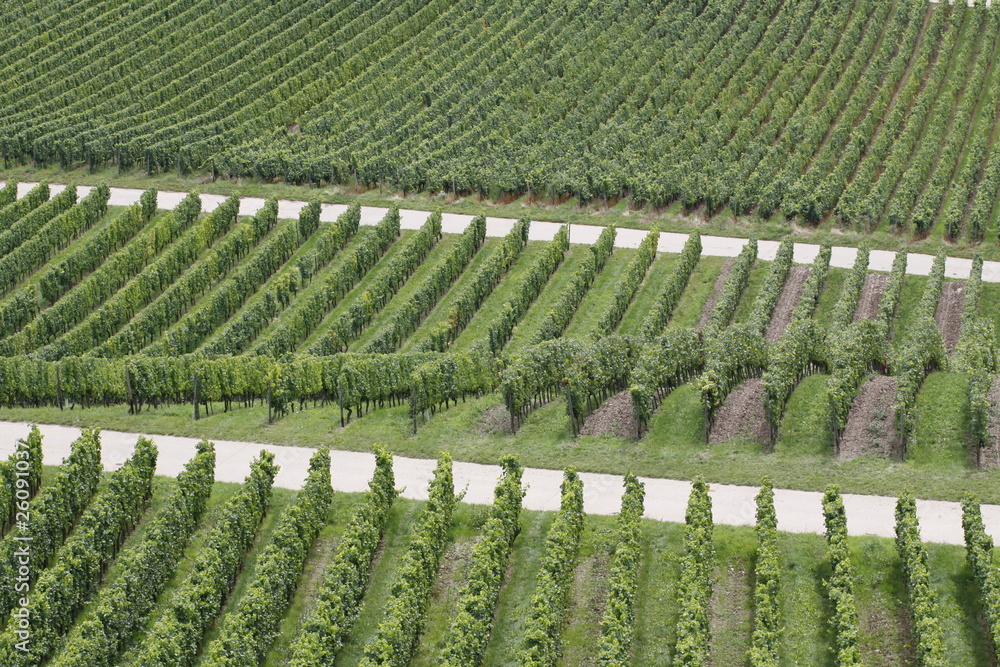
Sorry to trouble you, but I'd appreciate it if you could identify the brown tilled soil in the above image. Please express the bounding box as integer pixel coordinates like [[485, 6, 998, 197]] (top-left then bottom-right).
[[982, 378, 1000, 468], [477, 404, 513, 434], [579, 390, 637, 438], [698, 258, 735, 330], [708, 379, 770, 445], [935, 281, 965, 352], [766, 265, 811, 342], [852, 273, 889, 322], [839, 375, 900, 460]]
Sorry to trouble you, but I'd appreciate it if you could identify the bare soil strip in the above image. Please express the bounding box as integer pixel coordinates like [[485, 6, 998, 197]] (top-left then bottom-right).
[[852, 273, 889, 322], [934, 281, 964, 352], [839, 375, 901, 460], [766, 265, 811, 342], [478, 404, 513, 434], [580, 390, 638, 439], [982, 378, 1000, 468], [709, 378, 770, 446], [698, 259, 735, 331]]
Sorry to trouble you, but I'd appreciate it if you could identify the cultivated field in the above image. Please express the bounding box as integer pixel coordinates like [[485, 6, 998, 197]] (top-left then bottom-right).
[[2, 429, 999, 666], [0, 183, 998, 501], [3, 0, 1000, 241]]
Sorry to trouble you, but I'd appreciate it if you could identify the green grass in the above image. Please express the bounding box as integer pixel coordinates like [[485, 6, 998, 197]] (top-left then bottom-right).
[[666, 256, 725, 330], [481, 511, 557, 666], [330, 501, 425, 667], [450, 241, 550, 351], [615, 252, 679, 335], [891, 273, 930, 346], [811, 266, 849, 329], [349, 233, 461, 350], [731, 259, 772, 324], [264, 493, 366, 666], [563, 247, 637, 338], [775, 374, 834, 457], [906, 371, 971, 468], [506, 244, 593, 351], [410, 504, 481, 666], [402, 238, 501, 351]]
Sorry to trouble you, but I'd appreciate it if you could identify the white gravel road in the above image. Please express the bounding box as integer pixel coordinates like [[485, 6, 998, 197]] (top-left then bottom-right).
[[4, 181, 997, 283], [1, 421, 997, 546]]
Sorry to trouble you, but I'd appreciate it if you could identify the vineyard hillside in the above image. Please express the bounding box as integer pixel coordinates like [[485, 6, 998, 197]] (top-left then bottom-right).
[[5, 0, 1000, 241]]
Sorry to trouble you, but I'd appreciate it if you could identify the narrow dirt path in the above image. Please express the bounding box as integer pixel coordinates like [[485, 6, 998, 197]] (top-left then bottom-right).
[[934, 280, 965, 351], [839, 375, 901, 460], [853, 273, 889, 322], [698, 259, 735, 330], [766, 265, 811, 342], [709, 378, 770, 446], [579, 390, 637, 439]]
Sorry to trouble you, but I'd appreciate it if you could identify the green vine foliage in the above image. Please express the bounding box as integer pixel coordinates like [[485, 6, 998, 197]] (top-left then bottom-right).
[[417, 218, 530, 352], [204, 203, 376, 357], [92, 198, 279, 358], [596, 474, 645, 667], [50, 441, 216, 667], [287, 448, 397, 667], [362, 215, 486, 353], [595, 227, 658, 335], [748, 480, 782, 667], [822, 486, 863, 667], [487, 224, 569, 354], [629, 329, 704, 434], [359, 455, 456, 667], [746, 237, 794, 335], [132, 450, 279, 667], [0, 182, 49, 234], [894, 492, 947, 667], [308, 208, 440, 356], [703, 238, 757, 338], [0, 424, 43, 532], [0, 428, 102, 620], [826, 319, 889, 444], [0, 192, 201, 353], [638, 232, 702, 339], [409, 353, 499, 429], [0, 437, 157, 665], [529, 225, 617, 345], [829, 246, 870, 334], [566, 336, 644, 436], [518, 469, 584, 667], [674, 478, 714, 667], [202, 447, 334, 666], [440, 458, 525, 666], [962, 497, 1000, 656], [0, 184, 109, 296]]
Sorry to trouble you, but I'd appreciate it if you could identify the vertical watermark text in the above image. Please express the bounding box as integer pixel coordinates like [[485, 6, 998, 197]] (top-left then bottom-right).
[[10, 437, 33, 652]]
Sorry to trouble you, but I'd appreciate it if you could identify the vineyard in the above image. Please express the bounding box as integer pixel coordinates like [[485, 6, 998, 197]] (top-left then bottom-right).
[[0, 184, 998, 499], [2, 428, 999, 665], [3, 0, 1000, 240]]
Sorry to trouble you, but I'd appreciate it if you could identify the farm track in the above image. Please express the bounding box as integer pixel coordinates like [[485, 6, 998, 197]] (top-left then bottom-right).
[[3, 419, 1000, 546], [5, 180, 997, 281]]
